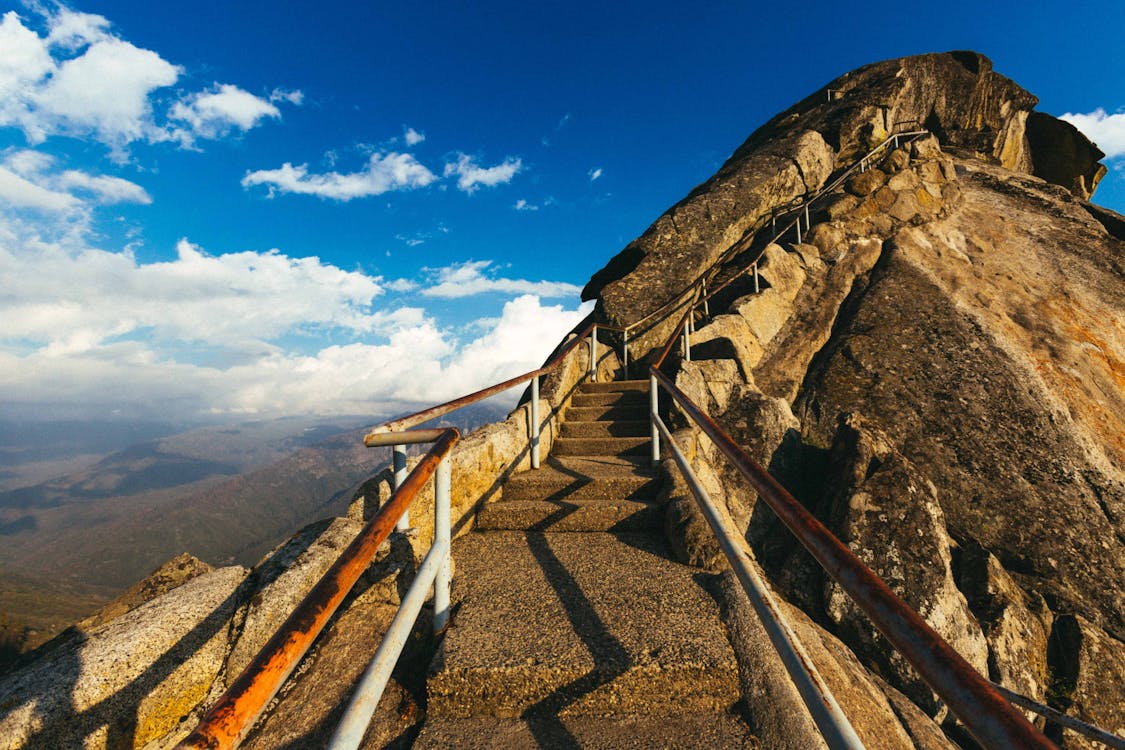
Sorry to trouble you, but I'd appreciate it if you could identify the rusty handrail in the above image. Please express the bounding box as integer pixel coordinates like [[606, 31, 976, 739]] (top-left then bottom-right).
[[176, 429, 460, 750], [650, 368, 1055, 750]]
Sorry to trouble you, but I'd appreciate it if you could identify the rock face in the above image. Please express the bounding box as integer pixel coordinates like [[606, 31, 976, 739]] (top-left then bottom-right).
[[584, 50, 1121, 747]]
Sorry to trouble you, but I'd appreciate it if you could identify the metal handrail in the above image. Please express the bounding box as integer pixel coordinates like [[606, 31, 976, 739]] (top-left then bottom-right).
[[618, 130, 930, 342], [648, 368, 1055, 749], [652, 411, 865, 748], [175, 429, 460, 750]]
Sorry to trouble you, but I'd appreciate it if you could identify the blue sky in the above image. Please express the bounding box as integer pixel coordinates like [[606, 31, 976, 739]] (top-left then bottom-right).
[[1, 0, 1123, 423]]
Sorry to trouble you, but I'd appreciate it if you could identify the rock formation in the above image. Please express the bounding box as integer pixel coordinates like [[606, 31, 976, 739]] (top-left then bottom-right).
[[2, 50, 1123, 749]]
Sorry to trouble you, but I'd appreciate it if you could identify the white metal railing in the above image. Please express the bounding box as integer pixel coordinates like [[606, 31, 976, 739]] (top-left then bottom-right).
[[328, 429, 453, 750], [651, 411, 866, 748]]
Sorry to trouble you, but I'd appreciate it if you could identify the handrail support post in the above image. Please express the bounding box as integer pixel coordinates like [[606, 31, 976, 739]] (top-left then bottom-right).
[[753, 262, 760, 294], [589, 325, 598, 382], [393, 444, 409, 531], [433, 455, 451, 633], [622, 329, 630, 379], [650, 373, 660, 466], [530, 375, 541, 469]]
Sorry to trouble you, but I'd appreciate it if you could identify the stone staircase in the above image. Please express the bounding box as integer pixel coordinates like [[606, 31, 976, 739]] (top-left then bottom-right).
[[416, 380, 755, 748]]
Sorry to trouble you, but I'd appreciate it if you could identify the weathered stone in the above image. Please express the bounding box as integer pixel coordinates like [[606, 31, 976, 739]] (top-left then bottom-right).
[[78, 553, 213, 631], [1048, 615, 1125, 749], [224, 517, 365, 680], [0, 566, 247, 749], [1026, 111, 1107, 200], [735, 289, 794, 347], [820, 416, 989, 713], [240, 584, 420, 750], [689, 314, 764, 377], [886, 169, 920, 193], [958, 539, 1052, 721], [887, 189, 921, 222], [847, 168, 887, 197], [826, 193, 861, 220], [758, 243, 807, 301], [884, 148, 911, 173]]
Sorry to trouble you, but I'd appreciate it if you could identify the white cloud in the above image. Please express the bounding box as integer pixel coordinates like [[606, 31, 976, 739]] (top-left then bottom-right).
[[0, 148, 150, 211], [421, 260, 581, 299], [58, 170, 151, 205], [0, 232, 591, 418], [1060, 108, 1125, 159], [269, 87, 304, 106], [588, 167, 603, 181], [33, 38, 180, 151], [0, 164, 79, 211], [0, 7, 296, 156], [404, 126, 425, 146], [169, 84, 280, 143], [514, 198, 538, 211], [443, 153, 522, 194], [243, 152, 437, 200]]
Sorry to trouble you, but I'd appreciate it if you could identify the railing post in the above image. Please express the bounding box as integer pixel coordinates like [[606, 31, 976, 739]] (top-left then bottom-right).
[[589, 325, 598, 382], [622, 329, 630, 380], [682, 317, 692, 361], [795, 215, 802, 244], [650, 374, 660, 466], [804, 204, 810, 236], [771, 213, 776, 236], [433, 455, 451, 633], [701, 281, 710, 317], [530, 375, 540, 469], [753, 262, 760, 294], [393, 444, 409, 531]]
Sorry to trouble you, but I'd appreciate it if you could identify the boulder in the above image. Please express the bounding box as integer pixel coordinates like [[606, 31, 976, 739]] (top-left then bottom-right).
[[0, 566, 247, 749]]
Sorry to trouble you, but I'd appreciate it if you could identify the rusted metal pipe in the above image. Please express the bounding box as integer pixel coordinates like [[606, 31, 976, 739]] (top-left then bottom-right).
[[176, 429, 460, 750], [650, 368, 1055, 750]]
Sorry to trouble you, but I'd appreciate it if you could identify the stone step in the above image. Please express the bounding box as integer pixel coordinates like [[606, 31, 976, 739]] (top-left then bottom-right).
[[430, 531, 741, 720], [500, 457, 658, 504], [552, 436, 649, 457], [578, 380, 650, 394], [414, 713, 757, 749], [565, 404, 648, 422], [571, 391, 647, 408], [476, 497, 661, 532], [561, 420, 649, 438]]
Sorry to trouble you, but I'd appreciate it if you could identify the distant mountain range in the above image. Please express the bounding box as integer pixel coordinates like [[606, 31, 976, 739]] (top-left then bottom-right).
[[0, 400, 509, 652]]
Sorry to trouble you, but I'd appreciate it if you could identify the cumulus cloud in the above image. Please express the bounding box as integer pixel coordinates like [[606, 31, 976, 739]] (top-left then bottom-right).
[[443, 153, 522, 193], [404, 126, 425, 146], [421, 260, 581, 299], [0, 148, 150, 212], [0, 163, 78, 211], [0, 232, 591, 418], [0, 238, 396, 350], [588, 167, 603, 181], [514, 198, 538, 211], [1060, 108, 1125, 159], [0, 7, 296, 156], [169, 84, 281, 143], [242, 152, 437, 200]]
